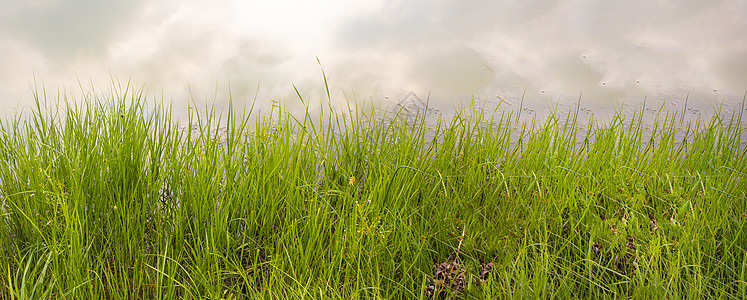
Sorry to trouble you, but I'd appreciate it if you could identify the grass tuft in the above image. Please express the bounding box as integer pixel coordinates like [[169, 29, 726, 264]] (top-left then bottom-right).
[[0, 84, 745, 299]]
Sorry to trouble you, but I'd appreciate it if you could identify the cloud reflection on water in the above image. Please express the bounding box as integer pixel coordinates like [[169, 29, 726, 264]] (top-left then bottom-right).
[[0, 0, 744, 115]]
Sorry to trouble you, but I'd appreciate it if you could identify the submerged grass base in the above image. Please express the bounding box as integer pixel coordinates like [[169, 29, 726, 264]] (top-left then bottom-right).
[[1, 87, 746, 299]]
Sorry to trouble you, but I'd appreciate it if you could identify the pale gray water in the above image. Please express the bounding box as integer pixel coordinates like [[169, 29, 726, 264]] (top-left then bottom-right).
[[1, 1, 745, 116]]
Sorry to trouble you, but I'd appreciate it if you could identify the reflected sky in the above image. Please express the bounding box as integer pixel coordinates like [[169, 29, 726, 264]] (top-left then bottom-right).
[[0, 0, 745, 114]]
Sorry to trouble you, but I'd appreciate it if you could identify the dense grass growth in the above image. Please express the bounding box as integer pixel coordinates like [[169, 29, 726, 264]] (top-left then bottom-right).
[[0, 85, 745, 299]]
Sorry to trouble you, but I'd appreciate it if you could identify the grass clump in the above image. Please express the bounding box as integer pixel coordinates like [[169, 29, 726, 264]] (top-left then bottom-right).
[[0, 84, 745, 299]]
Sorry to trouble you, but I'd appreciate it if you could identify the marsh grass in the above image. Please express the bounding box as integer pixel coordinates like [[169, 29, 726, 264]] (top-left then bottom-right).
[[0, 83, 745, 299]]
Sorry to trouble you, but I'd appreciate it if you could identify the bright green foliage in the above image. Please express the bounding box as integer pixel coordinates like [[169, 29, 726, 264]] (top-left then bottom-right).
[[0, 85, 745, 299]]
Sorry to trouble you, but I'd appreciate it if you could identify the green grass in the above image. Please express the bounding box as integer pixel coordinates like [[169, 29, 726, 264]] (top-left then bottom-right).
[[0, 83, 745, 299]]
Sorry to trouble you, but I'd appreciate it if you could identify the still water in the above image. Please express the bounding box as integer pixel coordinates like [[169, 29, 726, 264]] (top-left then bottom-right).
[[0, 0, 745, 135]]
